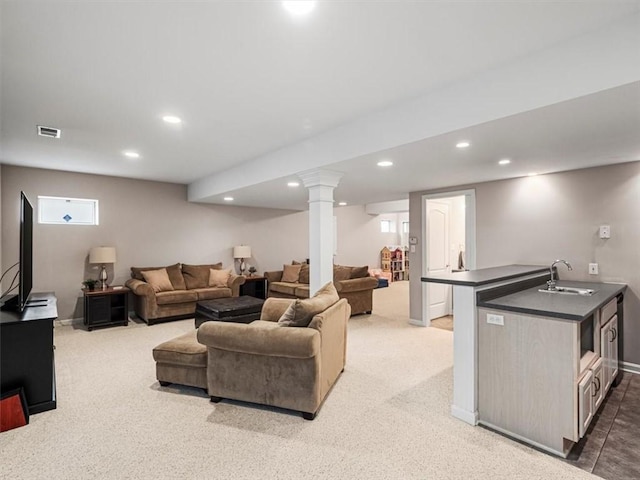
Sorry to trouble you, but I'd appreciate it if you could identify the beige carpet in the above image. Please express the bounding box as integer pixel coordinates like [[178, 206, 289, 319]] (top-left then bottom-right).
[[0, 282, 594, 479]]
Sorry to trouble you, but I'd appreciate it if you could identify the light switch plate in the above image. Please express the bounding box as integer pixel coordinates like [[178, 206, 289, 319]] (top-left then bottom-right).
[[589, 263, 599, 275], [487, 314, 504, 326], [599, 225, 611, 239]]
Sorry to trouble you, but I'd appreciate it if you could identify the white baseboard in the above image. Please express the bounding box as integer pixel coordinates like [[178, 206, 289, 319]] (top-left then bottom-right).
[[621, 361, 640, 375], [451, 405, 478, 425], [409, 318, 426, 327]]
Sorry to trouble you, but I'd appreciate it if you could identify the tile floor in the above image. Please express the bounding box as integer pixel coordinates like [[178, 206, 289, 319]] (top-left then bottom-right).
[[566, 372, 640, 479]]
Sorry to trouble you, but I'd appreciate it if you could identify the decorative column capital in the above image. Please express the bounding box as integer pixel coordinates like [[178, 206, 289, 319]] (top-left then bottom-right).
[[298, 169, 343, 189]]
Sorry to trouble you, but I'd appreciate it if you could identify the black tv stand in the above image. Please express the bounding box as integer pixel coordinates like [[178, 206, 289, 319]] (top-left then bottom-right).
[[0, 292, 58, 414], [0, 294, 20, 312]]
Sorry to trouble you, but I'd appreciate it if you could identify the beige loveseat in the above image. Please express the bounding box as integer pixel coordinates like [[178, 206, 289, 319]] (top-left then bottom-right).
[[197, 284, 350, 420], [265, 263, 378, 315], [125, 263, 245, 325]]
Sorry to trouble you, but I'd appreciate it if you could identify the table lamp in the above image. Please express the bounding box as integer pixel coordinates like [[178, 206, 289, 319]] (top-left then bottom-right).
[[233, 245, 251, 275], [89, 246, 116, 289]]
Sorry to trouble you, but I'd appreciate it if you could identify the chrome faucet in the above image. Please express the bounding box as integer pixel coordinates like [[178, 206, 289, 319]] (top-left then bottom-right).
[[547, 259, 572, 291]]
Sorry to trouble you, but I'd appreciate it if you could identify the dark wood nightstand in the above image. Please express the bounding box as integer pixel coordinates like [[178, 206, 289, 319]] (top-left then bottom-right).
[[83, 287, 130, 331], [239, 276, 267, 300]]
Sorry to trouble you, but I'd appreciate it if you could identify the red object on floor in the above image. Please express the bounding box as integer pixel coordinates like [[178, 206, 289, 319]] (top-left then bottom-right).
[[0, 388, 29, 432]]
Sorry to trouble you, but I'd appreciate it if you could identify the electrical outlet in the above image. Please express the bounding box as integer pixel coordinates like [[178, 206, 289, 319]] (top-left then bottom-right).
[[589, 263, 599, 275], [487, 314, 504, 326], [599, 225, 611, 239]]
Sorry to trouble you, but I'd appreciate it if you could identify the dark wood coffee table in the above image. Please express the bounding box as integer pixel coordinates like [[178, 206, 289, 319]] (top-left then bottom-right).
[[194, 296, 265, 328]]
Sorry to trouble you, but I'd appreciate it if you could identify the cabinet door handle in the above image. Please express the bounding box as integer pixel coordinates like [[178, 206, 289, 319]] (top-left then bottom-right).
[[609, 328, 617, 342], [612, 327, 617, 340], [592, 376, 601, 396]]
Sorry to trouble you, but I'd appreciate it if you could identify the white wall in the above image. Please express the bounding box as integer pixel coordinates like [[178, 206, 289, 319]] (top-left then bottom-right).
[[334, 205, 407, 269], [409, 162, 640, 365]]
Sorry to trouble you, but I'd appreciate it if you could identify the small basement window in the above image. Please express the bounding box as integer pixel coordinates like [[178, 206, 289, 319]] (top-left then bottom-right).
[[38, 196, 99, 225], [381, 220, 394, 233]]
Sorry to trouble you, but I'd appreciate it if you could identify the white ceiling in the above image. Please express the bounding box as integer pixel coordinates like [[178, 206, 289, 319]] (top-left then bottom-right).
[[1, 1, 640, 210]]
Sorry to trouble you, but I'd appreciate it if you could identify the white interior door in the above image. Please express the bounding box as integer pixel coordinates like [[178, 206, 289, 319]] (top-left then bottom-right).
[[427, 201, 451, 320]]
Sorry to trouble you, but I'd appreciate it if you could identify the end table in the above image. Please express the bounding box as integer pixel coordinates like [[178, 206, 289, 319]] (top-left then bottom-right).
[[239, 276, 267, 300], [83, 286, 130, 331]]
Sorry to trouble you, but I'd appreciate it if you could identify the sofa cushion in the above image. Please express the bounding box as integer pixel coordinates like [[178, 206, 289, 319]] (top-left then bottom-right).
[[152, 331, 207, 367], [193, 287, 232, 301], [155, 290, 198, 305], [141, 268, 174, 293], [333, 265, 352, 282], [282, 264, 302, 283], [270, 282, 300, 296], [298, 263, 310, 284], [209, 268, 231, 287], [278, 281, 339, 327], [182, 263, 222, 289], [294, 285, 310, 298], [132, 263, 186, 290]]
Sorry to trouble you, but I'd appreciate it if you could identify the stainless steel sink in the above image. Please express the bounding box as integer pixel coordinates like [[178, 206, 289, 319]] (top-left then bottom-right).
[[538, 286, 596, 296]]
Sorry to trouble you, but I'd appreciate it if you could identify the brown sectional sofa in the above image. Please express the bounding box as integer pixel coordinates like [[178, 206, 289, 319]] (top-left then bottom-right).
[[264, 263, 378, 315], [125, 263, 245, 325]]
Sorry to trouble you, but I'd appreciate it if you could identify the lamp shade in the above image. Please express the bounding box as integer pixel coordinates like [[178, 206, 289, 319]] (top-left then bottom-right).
[[233, 245, 251, 259], [89, 246, 116, 264]]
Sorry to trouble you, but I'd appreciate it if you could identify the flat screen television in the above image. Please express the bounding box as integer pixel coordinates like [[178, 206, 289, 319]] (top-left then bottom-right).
[[1, 192, 33, 312]]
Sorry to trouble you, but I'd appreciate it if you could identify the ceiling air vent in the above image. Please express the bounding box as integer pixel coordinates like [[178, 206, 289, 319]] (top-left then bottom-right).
[[37, 125, 61, 138]]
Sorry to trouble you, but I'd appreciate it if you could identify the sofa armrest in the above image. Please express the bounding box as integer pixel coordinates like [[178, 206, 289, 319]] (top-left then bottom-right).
[[197, 322, 319, 358], [227, 274, 246, 297], [264, 270, 283, 283], [260, 298, 296, 322], [125, 278, 154, 296], [334, 276, 378, 293]]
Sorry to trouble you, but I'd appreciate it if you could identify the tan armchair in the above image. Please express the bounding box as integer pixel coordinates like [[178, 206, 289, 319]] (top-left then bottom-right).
[[197, 296, 350, 420]]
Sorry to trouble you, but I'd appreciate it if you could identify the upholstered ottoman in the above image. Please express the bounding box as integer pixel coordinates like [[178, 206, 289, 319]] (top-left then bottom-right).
[[152, 330, 208, 391]]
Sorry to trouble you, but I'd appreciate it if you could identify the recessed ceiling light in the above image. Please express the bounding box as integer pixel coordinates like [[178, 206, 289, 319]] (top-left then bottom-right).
[[456, 141, 470, 149], [377, 160, 394, 167], [527, 172, 538, 177], [223, 196, 234, 201], [338, 202, 347, 206], [282, 1, 316, 15], [498, 159, 511, 165], [162, 115, 182, 124], [123, 151, 140, 159], [287, 181, 300, 187]]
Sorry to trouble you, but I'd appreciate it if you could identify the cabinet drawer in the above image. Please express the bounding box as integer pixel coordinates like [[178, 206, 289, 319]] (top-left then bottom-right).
[[600, 298, 617, 324]]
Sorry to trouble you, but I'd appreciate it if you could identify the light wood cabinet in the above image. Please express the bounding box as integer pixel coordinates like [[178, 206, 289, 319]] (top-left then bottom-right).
[[478, 296, 621, 458], [600, 315, 618, 393], [578, 369, 594, 438], [592, 357, 604, 410]]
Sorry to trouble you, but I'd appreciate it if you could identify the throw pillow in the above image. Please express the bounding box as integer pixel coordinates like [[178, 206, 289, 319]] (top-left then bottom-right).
[[209, 268, 231, 288], [333, 265, 352, 282], [281, 264, 302, 283], [298, 263, 310, 284], [350, 266, 369, 279], [278, 281, 339, 327], [141, 268, 174, 293]]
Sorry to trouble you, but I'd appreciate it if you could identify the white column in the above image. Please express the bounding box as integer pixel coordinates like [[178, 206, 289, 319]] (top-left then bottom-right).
[[450, 284, 479, 425], [298, 169, 343, 296]]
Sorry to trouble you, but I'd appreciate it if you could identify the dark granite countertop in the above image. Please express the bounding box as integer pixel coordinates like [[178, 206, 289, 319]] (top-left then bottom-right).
[[421, 264, 548, 286], [477, 281, 626, 321]]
